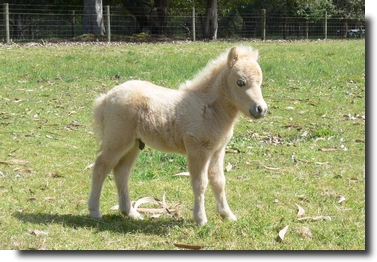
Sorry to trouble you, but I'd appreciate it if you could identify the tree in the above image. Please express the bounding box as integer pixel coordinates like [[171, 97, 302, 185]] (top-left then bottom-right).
[[152, 0, 169, 35], [83, 0, 105, 35], [121, 0, 150, 33], [234, 0, 334, 38], [121, 0, 168, 34], [204, 0, 217, 40], [330, 0, 365, 38], [0, 0, 85, 39]]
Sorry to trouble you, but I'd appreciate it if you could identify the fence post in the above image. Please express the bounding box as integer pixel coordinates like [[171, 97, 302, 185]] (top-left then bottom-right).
[[305, 20, 308, 39], [192, 7, 196, 41], [3, 3, 10, 44], [105, 5, 110, 42], [323, 10, 327, 40], [261, 9, 266, 41], [71, 10, 75, 38]]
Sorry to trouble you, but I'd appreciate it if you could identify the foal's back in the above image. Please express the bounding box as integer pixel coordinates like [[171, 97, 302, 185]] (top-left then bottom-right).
[[105, 80, 199, 154]]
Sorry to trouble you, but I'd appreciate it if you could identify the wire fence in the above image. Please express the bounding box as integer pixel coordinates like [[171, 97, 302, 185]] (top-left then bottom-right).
[[1, 3, 365, 43]]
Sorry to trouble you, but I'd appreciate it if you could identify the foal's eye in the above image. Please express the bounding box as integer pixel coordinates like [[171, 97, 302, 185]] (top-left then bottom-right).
[[237, 79, 246, 87]]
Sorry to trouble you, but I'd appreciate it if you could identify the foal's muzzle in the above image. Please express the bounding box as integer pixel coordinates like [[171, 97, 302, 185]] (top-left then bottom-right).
[[249, 102, 268, 119]]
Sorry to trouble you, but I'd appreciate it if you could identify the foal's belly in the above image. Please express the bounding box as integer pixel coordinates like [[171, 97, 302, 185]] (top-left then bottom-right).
[[136, 116, 187, 155], [138, 132, 186, 155]]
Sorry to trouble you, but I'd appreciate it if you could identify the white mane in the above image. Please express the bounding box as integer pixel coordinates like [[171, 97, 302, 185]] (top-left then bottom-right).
[[179, 46, 256, 92], [178, 50, 229, 92]]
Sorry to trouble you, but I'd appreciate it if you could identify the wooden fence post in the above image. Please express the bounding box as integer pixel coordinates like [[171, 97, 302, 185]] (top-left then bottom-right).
[[261, 9, 266, 41], [3, 3, 10, 44], [71, 10, 75, 38], [359, 24, 363, 38], [323, 10, 327, 40], [192, 7, 196, 41], [105, 5, 110, 42]]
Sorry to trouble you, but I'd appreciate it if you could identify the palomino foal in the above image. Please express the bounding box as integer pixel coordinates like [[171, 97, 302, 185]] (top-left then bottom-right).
[[88, 46, 268, 226]]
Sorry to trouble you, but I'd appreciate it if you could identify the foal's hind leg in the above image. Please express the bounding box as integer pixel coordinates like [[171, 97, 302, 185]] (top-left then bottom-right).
[[88, 131, 134, 219], [208, 148, 237, 221], [88, 148, 125, 219], [113, 142, 142, 220]]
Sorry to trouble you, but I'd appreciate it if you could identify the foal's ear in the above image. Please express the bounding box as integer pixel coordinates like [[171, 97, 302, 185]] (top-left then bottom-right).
[[251, 50, 259, 61], [227, 46, 238, 68]]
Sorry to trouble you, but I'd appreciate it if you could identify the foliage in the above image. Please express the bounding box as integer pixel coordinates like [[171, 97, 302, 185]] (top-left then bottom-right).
[[0, 0, 364, 40], [0, 40, 365, 250], [0, 0, 366, 18], [330, 0, 365, 20]]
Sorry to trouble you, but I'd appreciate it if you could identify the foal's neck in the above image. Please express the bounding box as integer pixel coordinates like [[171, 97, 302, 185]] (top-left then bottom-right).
[[206, 71, 239, 129], [184, 61, 238, 122]]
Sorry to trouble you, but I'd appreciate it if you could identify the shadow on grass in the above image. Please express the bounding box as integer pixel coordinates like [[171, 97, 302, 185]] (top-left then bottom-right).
[[13, 212, 188, 236]]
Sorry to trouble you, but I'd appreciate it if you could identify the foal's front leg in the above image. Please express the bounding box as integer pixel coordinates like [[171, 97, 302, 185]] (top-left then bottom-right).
[[208, 148, 237, 221], [186, 151, 211, 226]]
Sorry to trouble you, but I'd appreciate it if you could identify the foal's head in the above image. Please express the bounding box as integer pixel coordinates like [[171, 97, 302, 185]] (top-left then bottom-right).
[[226, 46, 268, 119]]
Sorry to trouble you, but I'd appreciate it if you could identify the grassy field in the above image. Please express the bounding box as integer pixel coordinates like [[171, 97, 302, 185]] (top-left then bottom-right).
[[0, 40, 365, 250]]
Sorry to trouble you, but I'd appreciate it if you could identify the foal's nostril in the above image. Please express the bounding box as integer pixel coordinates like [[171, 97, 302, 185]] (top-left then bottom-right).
[[250, 103, 267, 118], [257, 105, 263, 114]]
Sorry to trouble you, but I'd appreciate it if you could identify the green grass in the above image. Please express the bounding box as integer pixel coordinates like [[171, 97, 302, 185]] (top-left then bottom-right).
[[0, 40, 365, 250]]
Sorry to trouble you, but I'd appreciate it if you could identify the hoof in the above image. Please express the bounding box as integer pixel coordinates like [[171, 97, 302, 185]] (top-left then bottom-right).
[[220, 211, 237, 221], [130, 213, 144, 220], [89, 210, 102, 219], [224, 214, 237, 221], [122, 209, 144, 220], [195, 218, 208, 226]]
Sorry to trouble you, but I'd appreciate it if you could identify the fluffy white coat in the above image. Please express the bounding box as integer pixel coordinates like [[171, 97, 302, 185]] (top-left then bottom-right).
[[88, 46, 268, 225]]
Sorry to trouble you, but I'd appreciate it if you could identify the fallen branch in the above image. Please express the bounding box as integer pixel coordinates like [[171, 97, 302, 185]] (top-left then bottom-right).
[[259, 161, 280, 170]]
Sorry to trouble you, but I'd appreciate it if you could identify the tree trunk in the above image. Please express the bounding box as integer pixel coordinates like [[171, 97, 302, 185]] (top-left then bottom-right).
[[152, 0, 168, 35], [83, 0, 105, 35], [205, 0, 217, 40], [14, 14, 23, 39], [121, 0, 150, 34], [282, 17, 287, 39], [343, 20, 348, 38]]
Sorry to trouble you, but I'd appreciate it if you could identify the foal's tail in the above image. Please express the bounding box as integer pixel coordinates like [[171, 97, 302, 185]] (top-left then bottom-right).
[[93, 93, 107, 153]]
